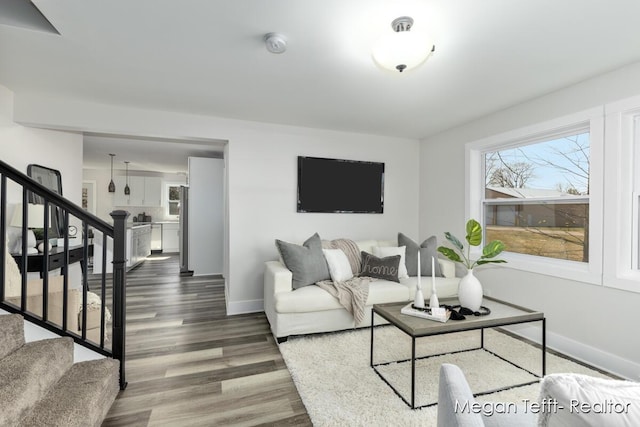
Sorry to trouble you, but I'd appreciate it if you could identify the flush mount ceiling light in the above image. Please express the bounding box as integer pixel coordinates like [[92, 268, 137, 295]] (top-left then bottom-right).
[[264, 32, 287, 54], [372, 16, 435, 73]]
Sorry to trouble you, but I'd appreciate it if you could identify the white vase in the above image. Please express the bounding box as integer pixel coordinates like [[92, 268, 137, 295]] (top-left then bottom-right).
[[458, 269, 483, 311]]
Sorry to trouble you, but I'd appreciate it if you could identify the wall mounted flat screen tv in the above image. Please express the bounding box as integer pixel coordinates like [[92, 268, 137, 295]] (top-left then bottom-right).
[[297, 156, 385, 213]]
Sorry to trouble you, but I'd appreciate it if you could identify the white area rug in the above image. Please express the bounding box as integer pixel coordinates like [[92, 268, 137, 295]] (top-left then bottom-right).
[[279, 327, 611, 427]]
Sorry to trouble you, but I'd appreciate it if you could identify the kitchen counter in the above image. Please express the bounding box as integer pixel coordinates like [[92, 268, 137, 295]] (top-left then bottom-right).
[[92, 224, 152, 273], [129, 223, 151, 230]]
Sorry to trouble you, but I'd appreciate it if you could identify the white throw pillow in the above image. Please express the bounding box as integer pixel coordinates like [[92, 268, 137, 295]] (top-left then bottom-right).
[[373, 246, 409, 279], [322, 249, 354, 283], [538, 373, 640, 427]]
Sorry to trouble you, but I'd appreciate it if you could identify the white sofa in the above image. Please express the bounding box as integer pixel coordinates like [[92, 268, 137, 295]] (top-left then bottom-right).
[[264, 239, 459, 343]]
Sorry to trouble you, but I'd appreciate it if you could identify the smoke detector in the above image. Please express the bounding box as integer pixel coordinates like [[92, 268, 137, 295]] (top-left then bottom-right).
[[264, 32, 287, 54]]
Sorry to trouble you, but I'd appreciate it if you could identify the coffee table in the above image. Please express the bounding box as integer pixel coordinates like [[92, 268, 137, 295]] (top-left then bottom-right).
[[370, 296, 546, 409]]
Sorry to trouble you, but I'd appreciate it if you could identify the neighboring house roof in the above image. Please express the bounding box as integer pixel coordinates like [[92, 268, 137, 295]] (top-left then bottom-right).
[[486, 186, 567, 199]]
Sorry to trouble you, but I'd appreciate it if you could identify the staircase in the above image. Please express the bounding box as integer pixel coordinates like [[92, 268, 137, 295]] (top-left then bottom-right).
[[1, 159, 127, 424], [0, 314, 119, 426]]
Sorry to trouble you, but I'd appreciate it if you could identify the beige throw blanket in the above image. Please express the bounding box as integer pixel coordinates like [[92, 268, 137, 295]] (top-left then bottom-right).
[[322, 238, 362, 275], [316, 276, 371, 325]]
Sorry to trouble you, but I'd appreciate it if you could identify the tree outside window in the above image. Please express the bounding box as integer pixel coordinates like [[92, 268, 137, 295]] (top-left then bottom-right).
[[167, 185, 181, 217], [483, 131, 590, 262]]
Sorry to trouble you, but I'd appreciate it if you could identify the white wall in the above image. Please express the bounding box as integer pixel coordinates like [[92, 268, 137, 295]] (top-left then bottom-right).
[[1, 85, 84, 283], [420, 61, 640, 380], [11, 94, 420, 314], [0, 86, 83, 208], [188, 157, 224, 275]]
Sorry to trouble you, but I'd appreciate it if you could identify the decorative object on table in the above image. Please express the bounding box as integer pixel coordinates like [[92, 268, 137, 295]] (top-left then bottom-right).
[[9, 203, 44, 254], [413, 250, 425, 309], [124, 161, 130, 195], [440, 304, 491, 320], [437, 219, 506, 311], [401, 302, 450, 322], [36, 241, 52, 253], [429, 255, 439, 309], [108, 154, 116, 193]]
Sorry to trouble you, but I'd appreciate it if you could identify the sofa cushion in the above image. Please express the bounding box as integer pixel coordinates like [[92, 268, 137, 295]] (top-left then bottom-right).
[[366, 280, 412, 305], [373, 245, 409, 279], [276, 233, 330, 289], [322, 249, 353, 283], [274, 279, 411, 313], [360, 251, 401, 282], [398, 233, 443, 277], [538, 373, 640, 427]]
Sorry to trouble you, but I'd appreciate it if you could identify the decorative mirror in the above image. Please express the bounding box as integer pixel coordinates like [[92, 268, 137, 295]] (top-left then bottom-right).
[[27, 164, 64, 238]]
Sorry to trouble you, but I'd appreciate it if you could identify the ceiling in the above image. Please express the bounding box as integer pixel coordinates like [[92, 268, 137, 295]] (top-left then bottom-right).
[[2, 1, 640, 142], [82, 134, 224, 173]]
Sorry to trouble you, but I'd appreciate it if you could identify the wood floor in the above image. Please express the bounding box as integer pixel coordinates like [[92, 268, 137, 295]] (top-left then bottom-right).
[[102, 254, 311, 427]]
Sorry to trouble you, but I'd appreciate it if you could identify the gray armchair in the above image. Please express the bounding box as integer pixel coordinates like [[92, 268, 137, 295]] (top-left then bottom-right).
[[437, 363, 536, 427]]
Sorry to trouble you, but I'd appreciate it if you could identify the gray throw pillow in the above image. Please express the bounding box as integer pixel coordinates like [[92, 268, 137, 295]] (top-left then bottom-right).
[[275, 233, 331, 289], [398, 233, 444, 277], [360, 251, 401, 283]]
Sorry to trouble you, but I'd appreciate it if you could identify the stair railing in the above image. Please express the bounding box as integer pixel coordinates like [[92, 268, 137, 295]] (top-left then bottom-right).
[[0, 159, 128, 389]]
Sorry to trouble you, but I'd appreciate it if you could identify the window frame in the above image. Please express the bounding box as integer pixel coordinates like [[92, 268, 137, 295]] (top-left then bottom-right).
[[164, 182, 183, 219], [602, 95, 640, 292], [466, 108, 604, 285]]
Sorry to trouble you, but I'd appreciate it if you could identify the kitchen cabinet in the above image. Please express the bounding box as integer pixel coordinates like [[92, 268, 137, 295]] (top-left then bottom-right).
[[128, 176, 145, 206], [162, 222, 179, 253], [144, 178, 162, 207], [150, 224, 162, 252], [129, 225, 151, 267], [113, 176, 162, 207], [92, 224, 151, 272]]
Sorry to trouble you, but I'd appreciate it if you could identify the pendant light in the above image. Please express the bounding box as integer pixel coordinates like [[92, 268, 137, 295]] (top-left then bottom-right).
[[108, 154, 116, 193], [124, 161, 130, 195]]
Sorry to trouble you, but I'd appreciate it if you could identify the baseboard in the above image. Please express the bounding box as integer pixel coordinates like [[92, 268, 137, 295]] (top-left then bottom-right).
[[226, 299, 263, 315], [502, 324, 640, 381]]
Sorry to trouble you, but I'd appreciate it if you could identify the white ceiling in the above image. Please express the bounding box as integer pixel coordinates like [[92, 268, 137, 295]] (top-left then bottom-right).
[[2, 0, 640, 143], [82, 134, 224, 173]]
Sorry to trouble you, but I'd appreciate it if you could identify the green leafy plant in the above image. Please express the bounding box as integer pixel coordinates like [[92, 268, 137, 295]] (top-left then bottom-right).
[[437, 219, 507, 270]]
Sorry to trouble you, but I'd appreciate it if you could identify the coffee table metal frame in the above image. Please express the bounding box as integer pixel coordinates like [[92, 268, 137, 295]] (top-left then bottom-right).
[[370, 297, 546, 409]]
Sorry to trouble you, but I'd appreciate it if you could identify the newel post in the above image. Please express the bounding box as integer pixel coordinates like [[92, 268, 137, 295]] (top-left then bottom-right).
[[110, 209, 129, 390]]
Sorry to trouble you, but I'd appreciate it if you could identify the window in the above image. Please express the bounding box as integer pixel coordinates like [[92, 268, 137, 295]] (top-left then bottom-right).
[[602, 95, 640, 292], [467, 108, 604, 284], [483, 131, 590, 262], [165, 183, 182, 218]]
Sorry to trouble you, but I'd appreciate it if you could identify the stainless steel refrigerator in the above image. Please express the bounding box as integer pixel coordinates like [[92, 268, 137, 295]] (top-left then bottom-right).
[[179, 185, 193, 275]]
